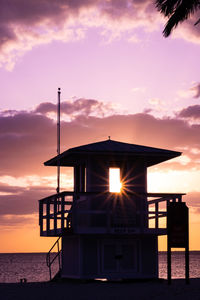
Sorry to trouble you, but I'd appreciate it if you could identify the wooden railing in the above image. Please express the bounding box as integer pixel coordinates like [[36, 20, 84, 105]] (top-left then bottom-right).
[[39, 191, 74, 236], [147, 193, 185, 233], [39, 191, 185, 236]]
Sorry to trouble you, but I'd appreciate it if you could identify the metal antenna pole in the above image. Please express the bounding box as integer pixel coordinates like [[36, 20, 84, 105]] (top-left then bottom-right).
[[57, 87, 61, 194]]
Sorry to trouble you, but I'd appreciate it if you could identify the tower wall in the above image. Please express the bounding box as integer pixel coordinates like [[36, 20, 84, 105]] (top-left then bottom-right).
[[61, 235, 158, 279]]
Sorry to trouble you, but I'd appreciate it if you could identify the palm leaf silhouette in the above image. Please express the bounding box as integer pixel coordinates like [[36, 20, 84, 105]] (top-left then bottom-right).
[[155, 0, 200, 37]]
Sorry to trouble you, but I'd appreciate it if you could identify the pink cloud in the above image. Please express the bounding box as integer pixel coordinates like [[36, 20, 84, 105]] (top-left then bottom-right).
[[0, 0, 160, 69], [173, 14, 200, 44], [185, 192, 200, 212]]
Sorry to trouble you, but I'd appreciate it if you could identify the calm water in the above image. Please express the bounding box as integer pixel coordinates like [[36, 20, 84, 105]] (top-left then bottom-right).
[[0, 252, 199, 283]]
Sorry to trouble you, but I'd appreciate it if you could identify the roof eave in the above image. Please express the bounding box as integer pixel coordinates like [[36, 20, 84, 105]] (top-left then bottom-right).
[[44, 150, 182, 167]]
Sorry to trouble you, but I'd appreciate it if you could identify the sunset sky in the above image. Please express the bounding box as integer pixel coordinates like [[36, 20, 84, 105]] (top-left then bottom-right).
[[1, 0, 200, 252]]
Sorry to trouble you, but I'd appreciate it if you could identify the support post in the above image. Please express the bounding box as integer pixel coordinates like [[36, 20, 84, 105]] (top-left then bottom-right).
[[185, 244, 189, 284], [167, 201, 189, 284], [185, 207, 189, 284], [167, 235, 171, 285]]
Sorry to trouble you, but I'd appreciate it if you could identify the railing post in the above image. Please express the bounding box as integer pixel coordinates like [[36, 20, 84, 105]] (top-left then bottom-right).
[[155, 202, 158, 229], [39, 201, 43, 235], [54, 195, 57, 234], [46, 202, 50, 233], [61, 195, 65, 231]]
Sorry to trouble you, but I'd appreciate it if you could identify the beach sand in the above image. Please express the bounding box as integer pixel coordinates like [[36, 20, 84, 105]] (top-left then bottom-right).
[[0, 279, 200, 300]]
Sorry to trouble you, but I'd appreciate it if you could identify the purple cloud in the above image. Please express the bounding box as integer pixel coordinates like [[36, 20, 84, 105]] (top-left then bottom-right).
[[34, 98, 116, 117], [0, 185, 54, 215], [178, 105, 200, 120], [1, 101, 200, 223], [192, 83, 200, 98], [1, 101, 200, 178], [0, 0, 158, 69], [0, 0, 199, 69]]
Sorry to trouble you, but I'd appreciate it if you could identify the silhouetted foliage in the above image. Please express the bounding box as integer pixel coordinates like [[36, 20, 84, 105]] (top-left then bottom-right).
[[155, 0, 200, 37]]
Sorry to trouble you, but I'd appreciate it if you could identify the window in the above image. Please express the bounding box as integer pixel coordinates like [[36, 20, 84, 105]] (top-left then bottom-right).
[[109, 168, 122, 193]]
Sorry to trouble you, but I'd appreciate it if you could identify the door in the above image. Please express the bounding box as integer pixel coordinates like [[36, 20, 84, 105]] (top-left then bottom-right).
[[102, 240, 137, 274]]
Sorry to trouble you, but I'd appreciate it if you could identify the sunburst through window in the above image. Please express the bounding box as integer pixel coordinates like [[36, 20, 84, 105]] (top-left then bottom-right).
[[109, 168, 122, 193]]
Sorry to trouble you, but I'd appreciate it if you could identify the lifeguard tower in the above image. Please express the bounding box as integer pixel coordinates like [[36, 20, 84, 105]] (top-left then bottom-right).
[[39, 139, 187, 280]]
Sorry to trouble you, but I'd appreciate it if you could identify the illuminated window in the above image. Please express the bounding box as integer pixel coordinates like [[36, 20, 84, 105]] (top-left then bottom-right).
[[109, 168, 122, 193]]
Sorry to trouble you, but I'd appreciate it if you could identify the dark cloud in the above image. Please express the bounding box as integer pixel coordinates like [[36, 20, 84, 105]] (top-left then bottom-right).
[[1, 101, 200, 221], [0, 111, 56, 176], [0, 0, 93, 26], [0, 184, 55, 215], [178, 105, 200, 120], [0, 0, 199, 68], [35, 98, 115, 117], [192, 83, 200, 98], [0, 0, 158, 68], [0, 0, 153, 47], [1, 101, 200, 178]]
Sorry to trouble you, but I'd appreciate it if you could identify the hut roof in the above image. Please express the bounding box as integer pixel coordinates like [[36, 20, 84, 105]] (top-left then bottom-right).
[[44, 139, 181, 167]]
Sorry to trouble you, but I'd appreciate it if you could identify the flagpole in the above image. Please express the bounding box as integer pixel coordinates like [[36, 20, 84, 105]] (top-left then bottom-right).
[[57, 87, 61, 194]]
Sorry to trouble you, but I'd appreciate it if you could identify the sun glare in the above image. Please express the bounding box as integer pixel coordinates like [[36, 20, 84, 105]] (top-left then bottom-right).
[[109, 168, 122, 193]]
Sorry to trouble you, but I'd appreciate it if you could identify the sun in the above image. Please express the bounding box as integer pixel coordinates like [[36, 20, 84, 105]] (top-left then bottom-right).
[[109, 168, 122, 193]]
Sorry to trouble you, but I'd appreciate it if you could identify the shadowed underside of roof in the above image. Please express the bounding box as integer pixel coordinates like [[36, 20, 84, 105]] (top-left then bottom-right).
[[44, 139, 181, 167]]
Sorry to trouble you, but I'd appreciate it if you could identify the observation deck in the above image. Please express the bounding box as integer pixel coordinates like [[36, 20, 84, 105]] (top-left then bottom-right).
[[39, 191, 185, 237]]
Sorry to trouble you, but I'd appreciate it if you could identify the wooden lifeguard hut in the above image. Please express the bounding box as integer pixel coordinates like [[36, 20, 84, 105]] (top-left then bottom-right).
[[39, 139, 188, 281]]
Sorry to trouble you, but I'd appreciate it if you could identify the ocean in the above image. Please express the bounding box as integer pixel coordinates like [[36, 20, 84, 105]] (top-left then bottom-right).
[[0, 252, 199, 283]]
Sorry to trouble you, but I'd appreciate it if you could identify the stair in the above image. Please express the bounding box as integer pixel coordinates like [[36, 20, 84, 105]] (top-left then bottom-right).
[[46, 236, 62, 281]]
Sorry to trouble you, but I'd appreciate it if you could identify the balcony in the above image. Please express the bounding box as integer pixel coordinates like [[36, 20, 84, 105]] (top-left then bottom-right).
[[39, 191, 185, 237]]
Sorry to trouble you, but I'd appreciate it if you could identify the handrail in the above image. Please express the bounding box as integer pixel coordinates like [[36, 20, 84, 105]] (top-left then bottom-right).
[[39, 191, 185, 236], [46, 236, 61, 281], [147, 193, 184, 230]]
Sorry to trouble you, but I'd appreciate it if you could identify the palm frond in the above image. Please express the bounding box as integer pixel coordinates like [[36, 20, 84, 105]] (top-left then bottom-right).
[[156, 0, 182, 16], [155, 0, 200, 37]]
